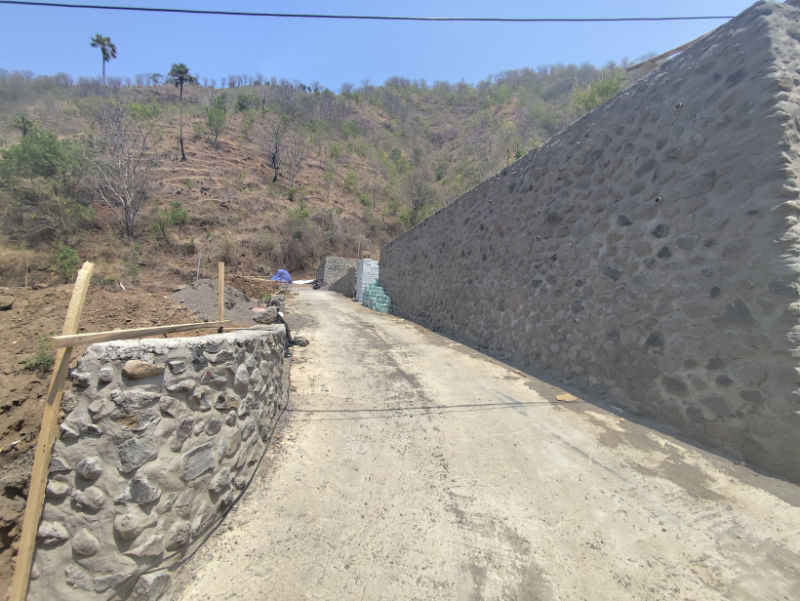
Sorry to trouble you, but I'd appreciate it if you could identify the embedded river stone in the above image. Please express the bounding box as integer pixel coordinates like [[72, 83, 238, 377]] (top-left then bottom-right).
[[122, 359, 165, 379]]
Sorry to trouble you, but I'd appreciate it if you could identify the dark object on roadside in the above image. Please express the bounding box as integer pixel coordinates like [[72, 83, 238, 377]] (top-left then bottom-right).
[[268, 295, 285, 310], [275, 311, 309, 357], [252, 306, 279, 324], [313, 279, 324, 290], [270, 269, 292, 283]]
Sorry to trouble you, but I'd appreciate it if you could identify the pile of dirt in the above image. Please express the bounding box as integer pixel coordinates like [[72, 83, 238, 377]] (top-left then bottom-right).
[[0, 284, 199, 590], [170, 278, 263, 326], [226, 275, 286, 302]]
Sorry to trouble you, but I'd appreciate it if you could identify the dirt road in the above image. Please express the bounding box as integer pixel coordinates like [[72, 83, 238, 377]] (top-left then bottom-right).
[[174, 288, 800, 601]]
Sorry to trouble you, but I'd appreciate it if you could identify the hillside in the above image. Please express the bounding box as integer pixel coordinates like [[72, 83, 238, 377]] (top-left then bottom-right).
[[0, 64, 626, 286]]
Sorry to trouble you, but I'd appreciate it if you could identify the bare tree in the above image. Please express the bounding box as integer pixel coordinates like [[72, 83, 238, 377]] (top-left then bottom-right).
[[265, 115, 288, 182], [87, 102, 151, 239], [285, 132, 307, 189]]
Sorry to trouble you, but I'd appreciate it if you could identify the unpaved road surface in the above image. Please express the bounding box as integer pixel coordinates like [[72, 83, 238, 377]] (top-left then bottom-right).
[[174, 288, 800, 601]]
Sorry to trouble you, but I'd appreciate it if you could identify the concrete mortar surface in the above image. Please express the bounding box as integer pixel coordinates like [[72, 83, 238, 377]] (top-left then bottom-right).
[[172, 288, 800, 601]]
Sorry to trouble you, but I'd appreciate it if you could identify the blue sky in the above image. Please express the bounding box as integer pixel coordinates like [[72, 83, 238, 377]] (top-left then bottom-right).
[[0, 1, 760, 90]]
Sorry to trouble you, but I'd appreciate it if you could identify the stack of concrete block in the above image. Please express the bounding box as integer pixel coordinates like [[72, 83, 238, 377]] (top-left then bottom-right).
[[362, 280, 392, 314], [355, 259, 379, 303]]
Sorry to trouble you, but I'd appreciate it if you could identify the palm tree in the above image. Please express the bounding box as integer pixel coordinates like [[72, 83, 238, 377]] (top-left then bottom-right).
[[90, 34, 117, 86], [167, 63, 196, 161]]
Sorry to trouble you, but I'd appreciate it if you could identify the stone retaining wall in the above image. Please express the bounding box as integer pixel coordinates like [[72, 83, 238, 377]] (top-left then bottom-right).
[[28, 326, 289, 600], [315, 257, 357, 292], [380, 1, 800, 483]]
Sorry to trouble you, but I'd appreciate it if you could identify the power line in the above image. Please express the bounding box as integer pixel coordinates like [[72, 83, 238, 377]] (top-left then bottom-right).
[[0, 0, 736, 23]]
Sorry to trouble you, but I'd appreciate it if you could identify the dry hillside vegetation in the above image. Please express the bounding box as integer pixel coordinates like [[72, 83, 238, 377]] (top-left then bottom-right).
[[0, 65, 627, 286]]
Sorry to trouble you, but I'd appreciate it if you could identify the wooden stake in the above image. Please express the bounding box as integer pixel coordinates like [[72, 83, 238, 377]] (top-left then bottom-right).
[[218, 261, 225, 332], [9, 261, 94, 601], [50, 320, 230, 348]]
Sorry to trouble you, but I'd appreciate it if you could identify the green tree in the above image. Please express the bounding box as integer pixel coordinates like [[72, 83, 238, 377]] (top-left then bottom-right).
[[90, 34, 117, 86], [206, 106, 226, 147], [0, 128, 92, 246], [167, 63, 196, 161], [572, 69, 626, 114]]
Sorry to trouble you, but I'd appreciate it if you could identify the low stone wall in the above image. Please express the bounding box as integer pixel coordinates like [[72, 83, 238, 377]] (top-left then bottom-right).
[[380, 1, 800, 483], [29, 326, 289, 601]]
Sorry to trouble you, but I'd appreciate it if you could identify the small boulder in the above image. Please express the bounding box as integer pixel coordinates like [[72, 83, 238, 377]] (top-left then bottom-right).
[[292, 335, 309, 347], [0, 295, 14, 310], [253, 306, 279, 324]]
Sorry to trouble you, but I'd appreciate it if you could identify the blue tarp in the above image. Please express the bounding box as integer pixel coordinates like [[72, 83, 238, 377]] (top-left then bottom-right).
[[270, 269, 292, 283]]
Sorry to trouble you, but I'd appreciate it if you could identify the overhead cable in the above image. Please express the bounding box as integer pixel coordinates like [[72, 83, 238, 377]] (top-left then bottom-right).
[[0, 1, 736, 23]]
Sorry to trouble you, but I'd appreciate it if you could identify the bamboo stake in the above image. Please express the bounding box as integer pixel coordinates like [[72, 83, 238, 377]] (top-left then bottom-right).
[[9, 261, 94, 601], [218, 261, 225, 332], [50, 320, 230, 348]]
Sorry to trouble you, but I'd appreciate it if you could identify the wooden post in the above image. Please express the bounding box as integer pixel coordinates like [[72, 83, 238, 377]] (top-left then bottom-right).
[[218, 261, 225, 332], [9, 261, 93, 601]]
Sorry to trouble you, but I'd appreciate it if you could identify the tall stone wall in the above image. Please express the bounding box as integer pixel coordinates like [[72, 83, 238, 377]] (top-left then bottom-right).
[[28, 326, 289, 600], [381, 1, 800, 482]]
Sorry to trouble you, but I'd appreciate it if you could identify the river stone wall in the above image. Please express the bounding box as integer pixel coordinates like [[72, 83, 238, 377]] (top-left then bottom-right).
[[28, 326, 289, 601], [380, 1, 800, 483], [315, 256, 357, 292]]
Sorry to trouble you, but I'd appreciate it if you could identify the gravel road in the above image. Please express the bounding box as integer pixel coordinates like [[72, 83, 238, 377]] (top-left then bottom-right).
[[173, 288, 800, 601]]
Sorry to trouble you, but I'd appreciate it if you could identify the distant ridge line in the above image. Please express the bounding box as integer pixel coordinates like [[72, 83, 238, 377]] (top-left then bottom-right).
[[0, 1, 736, 23]]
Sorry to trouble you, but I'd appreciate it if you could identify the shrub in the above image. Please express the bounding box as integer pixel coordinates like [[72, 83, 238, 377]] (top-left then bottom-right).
[[192, 122, 204, 140], [343, 170, 358, 194], [168, 200, 188, 225], [19, 334, 55, 374], [235, 92, 258, 112], [55, 246, 79, 282], [206, 106, 226, 145]]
